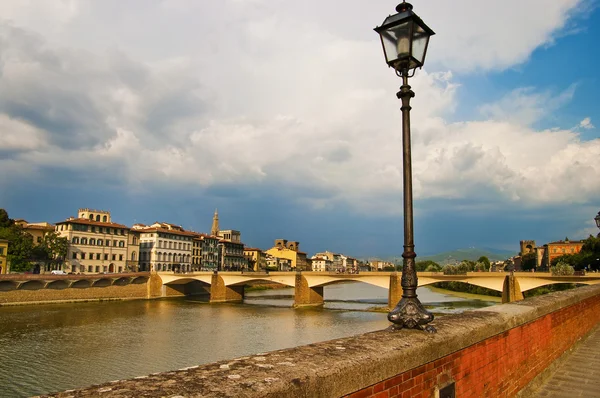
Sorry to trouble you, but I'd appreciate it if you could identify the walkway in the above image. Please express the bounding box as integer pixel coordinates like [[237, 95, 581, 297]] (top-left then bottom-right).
[[533, 325, 600, 397]]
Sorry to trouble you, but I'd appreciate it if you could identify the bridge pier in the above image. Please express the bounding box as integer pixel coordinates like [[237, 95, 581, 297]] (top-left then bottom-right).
[[210, 273, 244, 303], [502, 273, 524, 303], [388, 272, 402, 309], [294, 273, 324, 308]]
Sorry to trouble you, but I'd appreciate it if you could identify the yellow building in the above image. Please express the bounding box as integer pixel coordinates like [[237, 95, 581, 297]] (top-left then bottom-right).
[[0, 239, 8, 274], [265, 239, 308, 271], [15, 219, 55, 245], [244, 248, 266, 271]]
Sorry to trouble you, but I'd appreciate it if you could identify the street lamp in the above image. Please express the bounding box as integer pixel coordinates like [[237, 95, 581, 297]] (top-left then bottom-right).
[[374, 2, 435, 332], [595, 211, 600, 230]]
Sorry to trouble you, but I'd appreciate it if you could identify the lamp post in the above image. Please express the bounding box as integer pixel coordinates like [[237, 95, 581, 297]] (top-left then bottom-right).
[[374, 2, 435, 332], [595, 211, 600, 230]]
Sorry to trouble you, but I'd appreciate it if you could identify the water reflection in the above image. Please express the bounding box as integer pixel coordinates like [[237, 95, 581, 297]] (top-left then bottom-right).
[[0, 282, 495, 397]]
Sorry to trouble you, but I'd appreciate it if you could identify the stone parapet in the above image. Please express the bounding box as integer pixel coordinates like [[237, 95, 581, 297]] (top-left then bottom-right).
[[41, 283, 600, 397]]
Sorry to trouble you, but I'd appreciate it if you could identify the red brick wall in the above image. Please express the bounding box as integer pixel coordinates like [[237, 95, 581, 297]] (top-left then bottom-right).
[[344, 294, 600, 398]]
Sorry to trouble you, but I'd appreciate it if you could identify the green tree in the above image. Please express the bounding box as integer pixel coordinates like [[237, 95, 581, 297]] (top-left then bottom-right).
[[477, 256, 491, 269], [0, 224, 34, 272], [415, 260, 441, 272], [0, 209, 13, 228], [551, 261, 575, 276], [33, 232, 69, 269], [473, 261, 488, 272], [424, 264, 442, 272], [521, 252, 537, 271], [581, 235, 600, 254]]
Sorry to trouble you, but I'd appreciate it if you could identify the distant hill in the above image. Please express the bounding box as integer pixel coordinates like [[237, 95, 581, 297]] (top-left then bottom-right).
[[416, 248, 516, 265]]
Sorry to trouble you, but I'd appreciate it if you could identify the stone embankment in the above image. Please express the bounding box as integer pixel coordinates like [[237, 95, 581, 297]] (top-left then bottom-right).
[[40, 283, 600, 397]]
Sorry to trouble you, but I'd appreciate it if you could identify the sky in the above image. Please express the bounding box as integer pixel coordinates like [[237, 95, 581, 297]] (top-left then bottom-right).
[[0, 0, 599, 259]]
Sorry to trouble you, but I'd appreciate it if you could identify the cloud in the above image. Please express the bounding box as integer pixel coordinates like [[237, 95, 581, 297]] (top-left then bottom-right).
[[0, 0, 597, 220], [579, 117, 594, 129], [478, 86, 576, 126]]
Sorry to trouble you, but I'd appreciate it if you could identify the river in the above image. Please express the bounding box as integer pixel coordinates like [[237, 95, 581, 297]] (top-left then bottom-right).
[[0, 283, 497, 397]]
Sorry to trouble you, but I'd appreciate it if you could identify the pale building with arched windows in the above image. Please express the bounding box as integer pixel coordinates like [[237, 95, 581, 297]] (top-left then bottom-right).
[[55, 209, 131, 274], [133, 222, 194, 273]]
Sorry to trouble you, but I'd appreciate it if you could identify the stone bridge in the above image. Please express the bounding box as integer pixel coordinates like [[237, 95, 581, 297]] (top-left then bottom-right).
[[0, 272, 151, 291], [157, 271, 600, 307]]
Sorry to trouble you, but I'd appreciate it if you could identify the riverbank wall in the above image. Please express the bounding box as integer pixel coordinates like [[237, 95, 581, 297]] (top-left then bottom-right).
[[43, 283, 600, 397]]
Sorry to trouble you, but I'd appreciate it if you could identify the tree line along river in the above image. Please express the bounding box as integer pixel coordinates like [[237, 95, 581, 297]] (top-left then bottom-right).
[[0, 282, 498, 397]]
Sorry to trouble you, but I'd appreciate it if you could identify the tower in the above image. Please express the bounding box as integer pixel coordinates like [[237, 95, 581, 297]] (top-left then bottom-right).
[[211, 209, 219, 236]]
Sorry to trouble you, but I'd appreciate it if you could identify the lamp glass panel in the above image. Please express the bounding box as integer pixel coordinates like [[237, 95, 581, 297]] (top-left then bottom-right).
[[595, 215, 600, 227], [380, 21, 411, 65], [411, 23, 430, 65]]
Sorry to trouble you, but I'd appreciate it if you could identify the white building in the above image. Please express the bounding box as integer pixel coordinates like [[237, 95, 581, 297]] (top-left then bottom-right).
[[133, 222, 194, 272]]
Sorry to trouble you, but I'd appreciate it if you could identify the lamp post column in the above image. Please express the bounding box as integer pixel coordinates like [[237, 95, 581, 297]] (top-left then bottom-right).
[[387, 69, 435, 332]]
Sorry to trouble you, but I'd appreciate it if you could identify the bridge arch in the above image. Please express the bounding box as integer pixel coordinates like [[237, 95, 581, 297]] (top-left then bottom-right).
[[114, 277, 132, 286], [71, 280, 92, 288], [0, 280, 18, 291], [46, 280, 70, 290], [19, 280, 45, 290], [92, 278, 112, 287], [131, 276, 149, 285]]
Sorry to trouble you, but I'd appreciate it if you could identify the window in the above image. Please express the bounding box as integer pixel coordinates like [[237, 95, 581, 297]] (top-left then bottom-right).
[[103, 266, 107, 272], [119, 241, 124, 247], [95, 266, 100, 272], [103, 216, 107, 222], [81, 238, 88, 245], [0, 248, 3, 255], [106, 240, 110, 246], [113, 240, 117, 247], [96, 253, 101, 260], [81, 253, 86, 260], [118, 266, 122, 273], [91, 226, 96, 233], [110, 228, 114, 235], [119, 254, 123, 261], [131, 252, 137, 261], [88, 266, 93, 272], [133, 237, 138, 245], [104, 254, 109, 260], [72, 237, 79, 244], [90, 238, 96, 245], [97, 239, 103, 246], [112, 254, 116, 261], [96, 215, 100, 222], [72, 253, 77, 259]]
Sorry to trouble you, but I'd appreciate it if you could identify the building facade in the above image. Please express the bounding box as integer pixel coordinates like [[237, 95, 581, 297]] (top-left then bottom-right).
[[315, 251, 343, 272], [126, 229, 140, 272], [265, 239, 308, 271], [217, 229, 245, 271], [265, 254, 292, 271], [55, 209, 130, 274], [244, 248, 267, 271], [0, 239, 8, 274], [311, 256, 332, 272], [134, 222, 194, 272], [192, 233, 220, 271], [543, 239, 584, 267], [15, 220, 55, 245]]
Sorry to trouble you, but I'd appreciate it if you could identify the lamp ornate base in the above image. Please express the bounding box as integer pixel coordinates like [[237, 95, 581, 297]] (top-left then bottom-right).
[[388, 296, 436, 333]]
